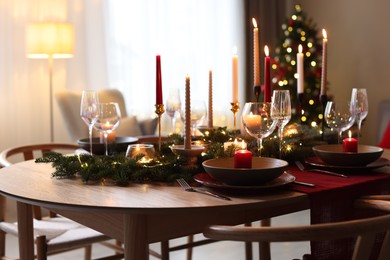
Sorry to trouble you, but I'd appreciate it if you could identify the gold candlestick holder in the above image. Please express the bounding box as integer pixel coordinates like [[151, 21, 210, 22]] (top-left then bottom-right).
[[155, 104, 165, 151], [230, 102, 240, 134]]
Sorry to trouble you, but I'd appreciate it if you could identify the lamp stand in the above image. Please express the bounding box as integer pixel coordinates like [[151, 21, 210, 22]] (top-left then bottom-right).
[[48, 56, 54, 142]]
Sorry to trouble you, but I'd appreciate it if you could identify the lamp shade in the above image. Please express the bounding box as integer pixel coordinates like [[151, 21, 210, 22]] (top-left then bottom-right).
[[26, 22, 75, 59]]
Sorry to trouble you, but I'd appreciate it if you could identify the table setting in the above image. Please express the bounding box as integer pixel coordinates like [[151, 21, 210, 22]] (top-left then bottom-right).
[[36, 16, 389, 196]]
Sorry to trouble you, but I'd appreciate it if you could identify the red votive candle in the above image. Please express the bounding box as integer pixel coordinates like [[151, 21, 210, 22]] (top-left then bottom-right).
[[234, 150, 253, 168], [343, 130, 358, 153]]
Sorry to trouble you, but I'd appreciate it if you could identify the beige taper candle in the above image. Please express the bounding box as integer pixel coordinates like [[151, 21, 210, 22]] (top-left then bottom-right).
[[184, 75, 192, 149], [320, 29, 328, 97], [208, 70, 213, 128]]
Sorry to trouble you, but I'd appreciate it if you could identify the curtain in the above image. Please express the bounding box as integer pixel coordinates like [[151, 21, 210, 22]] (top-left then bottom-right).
[[103, 0, 245, 132], [0, 0, 71, 150]]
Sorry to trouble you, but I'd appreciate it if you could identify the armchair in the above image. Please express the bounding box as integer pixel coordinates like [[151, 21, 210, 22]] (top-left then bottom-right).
[[56, 89, 157, 142]]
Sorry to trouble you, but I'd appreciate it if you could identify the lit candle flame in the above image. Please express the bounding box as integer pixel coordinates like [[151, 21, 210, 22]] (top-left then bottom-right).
[[233, 46, 237, 55], [264, 45, 269, 57], [298, 44, 303, 53], [241, 140, 246, 150], [348, 130, 352, 138], [322, 29, 327, 39], [252, 18, 258, 28]]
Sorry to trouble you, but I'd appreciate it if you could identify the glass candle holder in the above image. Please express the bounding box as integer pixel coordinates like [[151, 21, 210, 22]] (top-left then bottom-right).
[[126, 144, 156, 163]]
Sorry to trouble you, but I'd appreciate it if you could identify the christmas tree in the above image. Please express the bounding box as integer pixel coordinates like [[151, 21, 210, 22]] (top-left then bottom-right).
[[272, 4, 329, 128]]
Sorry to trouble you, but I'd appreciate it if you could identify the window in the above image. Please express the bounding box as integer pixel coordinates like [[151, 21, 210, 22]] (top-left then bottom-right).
[[104, 0, 245, 131]]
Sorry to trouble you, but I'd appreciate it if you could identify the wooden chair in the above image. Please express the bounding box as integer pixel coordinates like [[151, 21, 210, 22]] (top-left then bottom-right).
[[0, 143, 123, 260], [204, 200, 390, 260]]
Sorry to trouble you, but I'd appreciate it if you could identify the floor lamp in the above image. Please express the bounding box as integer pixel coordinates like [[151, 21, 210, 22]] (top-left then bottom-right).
[[26, 22, 75, 142]]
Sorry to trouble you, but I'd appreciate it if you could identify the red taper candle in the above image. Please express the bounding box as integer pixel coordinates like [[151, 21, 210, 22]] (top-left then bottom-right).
[[156, 55, 163, 104], [264, 46, 271, 102]]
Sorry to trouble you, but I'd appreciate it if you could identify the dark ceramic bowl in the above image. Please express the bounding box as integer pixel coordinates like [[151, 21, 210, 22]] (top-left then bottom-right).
[[312, 144, 383, 166], [77, 137, 138, 155], [202, 157, 288, 186]]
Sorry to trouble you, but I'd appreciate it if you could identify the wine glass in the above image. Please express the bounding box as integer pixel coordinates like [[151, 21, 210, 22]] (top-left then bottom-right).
[[180, 100, 207, 136], [165, 88, 181, 132], [271, 90, 292, 159], [242, 102, 277, 157], [350, 88, 368, 140], [93, 103, 121, 155], [80, 90, 99, 154], [324, 101, 356, 144]]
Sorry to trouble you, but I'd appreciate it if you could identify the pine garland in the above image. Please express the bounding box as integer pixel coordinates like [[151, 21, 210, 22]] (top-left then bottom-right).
[[35, 126, 337, 186]]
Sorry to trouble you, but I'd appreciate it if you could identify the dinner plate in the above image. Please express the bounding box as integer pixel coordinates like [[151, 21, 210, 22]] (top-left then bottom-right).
[[193, 172, 295, 193], [305, 156, 390, 171]]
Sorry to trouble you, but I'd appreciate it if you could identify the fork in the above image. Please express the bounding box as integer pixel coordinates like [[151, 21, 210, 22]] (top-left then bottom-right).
[[176, 178, 231, 200], [295, 161, 348, 178]]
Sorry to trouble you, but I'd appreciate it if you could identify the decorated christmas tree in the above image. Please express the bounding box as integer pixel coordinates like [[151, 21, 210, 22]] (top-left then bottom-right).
[[272, 4, 329, 128]]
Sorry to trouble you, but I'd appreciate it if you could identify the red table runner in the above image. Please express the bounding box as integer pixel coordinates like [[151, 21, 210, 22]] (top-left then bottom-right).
[[288, 166, 390, 260]]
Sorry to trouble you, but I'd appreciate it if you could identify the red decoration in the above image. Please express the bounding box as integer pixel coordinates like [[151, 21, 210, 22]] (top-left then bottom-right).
[[379, 121, 390, 149], [156, 55, 163, 104], [234, 150, 253, 168], [343, 131, 358, 153]]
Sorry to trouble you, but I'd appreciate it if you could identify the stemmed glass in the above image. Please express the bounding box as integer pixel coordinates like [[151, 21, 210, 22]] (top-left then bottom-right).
[[93, 103, 121, 156], [181, 100, 207, 136], [242, 102, 277, 157], [166, 88, 181, 132], [271, 90, 292, 159], [350, 88, 368, 140], [324, 101, 356, 144], [80, 90, 99, 155]]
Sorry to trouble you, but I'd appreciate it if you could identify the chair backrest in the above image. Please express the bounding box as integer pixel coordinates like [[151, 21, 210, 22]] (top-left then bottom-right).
[[55, 89, 128, 142], [0, 143, 80, 220], [0, 143, 79, 167], [204, 208, 390, 260]]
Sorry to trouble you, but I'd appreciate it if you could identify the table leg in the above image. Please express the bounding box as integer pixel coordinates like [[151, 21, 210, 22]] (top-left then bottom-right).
[[124, 214, 148, 260], [16, 201, 34, 260]]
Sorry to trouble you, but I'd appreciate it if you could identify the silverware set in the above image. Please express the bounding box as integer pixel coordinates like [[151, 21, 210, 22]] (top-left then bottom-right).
[[295, 161, 348, 178]]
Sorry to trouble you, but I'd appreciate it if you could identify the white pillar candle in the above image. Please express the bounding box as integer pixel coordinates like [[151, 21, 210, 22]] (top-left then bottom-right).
[[232, 47, 238, 103], [252, 18, 260, 87], [297, 44, 304, 94], [320, 29, 328, 97], [184, 75, 192, 149]]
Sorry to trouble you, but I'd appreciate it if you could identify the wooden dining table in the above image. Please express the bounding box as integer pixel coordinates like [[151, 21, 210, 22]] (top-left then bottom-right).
[[0, 160, 310, 260]]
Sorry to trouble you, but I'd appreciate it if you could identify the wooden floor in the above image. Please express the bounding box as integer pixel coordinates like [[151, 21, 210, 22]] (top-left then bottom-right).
[[5, 210, 310, 260]]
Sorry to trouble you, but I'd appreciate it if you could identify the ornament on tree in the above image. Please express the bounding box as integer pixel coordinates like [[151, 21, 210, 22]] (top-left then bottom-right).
[[272, 4, 332, 128]]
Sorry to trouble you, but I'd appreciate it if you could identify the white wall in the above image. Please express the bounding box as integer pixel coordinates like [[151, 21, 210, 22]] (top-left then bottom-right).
[[293, 0, 390, 145]]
